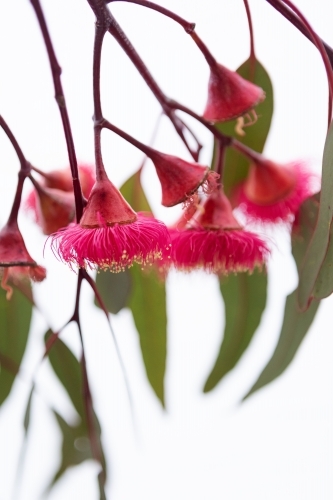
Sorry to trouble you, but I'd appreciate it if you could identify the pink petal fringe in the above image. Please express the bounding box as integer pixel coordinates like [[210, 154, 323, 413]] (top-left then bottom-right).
[[50, 213, 171, 272], [239, 163, 316, 223], [168, 227, 269, 274]]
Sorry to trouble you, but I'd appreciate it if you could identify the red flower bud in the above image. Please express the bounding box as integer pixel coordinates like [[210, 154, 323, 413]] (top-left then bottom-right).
[[203, 63, 265, 123], [238, 161, 315, 223], [149, 151, 218, 207], [34, 186, 75, 235], [0, 223, 46, 299]]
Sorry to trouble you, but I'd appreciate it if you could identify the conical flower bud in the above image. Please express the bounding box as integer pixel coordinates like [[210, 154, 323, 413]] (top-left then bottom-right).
[[149, 151, 217, 207], [238, 160, 314, 223], [33, 186, 75, 235], [0, 223, 46, 298], [196, 190, 242, 230], [0, 223, 37, 267], [80, 178, 137, 227], [39, 164, 95, 197], [203, 63, 265, 123]]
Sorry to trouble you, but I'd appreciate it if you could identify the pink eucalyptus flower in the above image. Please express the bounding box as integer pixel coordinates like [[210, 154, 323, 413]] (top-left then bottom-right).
[[237, 160, 315, 223], [203, 63, 265, 123], [50, 176, 171, 272], [168, 189, 268, 274]]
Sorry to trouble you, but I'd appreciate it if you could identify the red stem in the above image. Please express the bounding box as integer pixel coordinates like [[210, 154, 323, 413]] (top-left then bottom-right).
[[243, 0, 256, 81], [274, 0, 333, 125], [190, 32, 217, 68], [107, 0, 195, 33], [30, 0, 84, 220], [71, 271, 106, 484], [266, 0, 333, 68], [0, 115, 31, 226]]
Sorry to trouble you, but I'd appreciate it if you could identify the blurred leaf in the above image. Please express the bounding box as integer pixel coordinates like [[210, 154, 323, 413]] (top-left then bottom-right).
[[0, 286, 32, 406], [128, 265, 166, 406], [298, 121, 333, 310], [51, 411, 93, 485], [203, 269, 267, 393], [216, 58, 274, 195], [120, 167, 151, 213], [120, 169, 167, 406], [44, 330, 84, 419], [243, 195, 320, 399], [23, 386, 34, 433], [45, 334, 107, 494], [95, 269, 132, 314]]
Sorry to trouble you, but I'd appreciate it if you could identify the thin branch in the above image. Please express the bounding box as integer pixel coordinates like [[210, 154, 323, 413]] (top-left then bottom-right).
[[0, 115, 29, 171], [81, 269, 136, 427], [72, 271, 106, 482], [30, 0, 84, 220], [107, 0, 195, 32], [86, 0, 201, 159], [265, 0, 333, 69]]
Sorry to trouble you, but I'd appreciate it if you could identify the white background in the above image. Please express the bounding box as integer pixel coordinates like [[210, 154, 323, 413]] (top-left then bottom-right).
[[1, 0, 333, 499]]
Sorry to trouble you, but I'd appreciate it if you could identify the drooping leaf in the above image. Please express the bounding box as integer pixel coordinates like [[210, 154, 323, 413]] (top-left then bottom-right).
[[313, 211, 333, 299], [120, 167, 151, 213], [216, 58, 274, 195], [44, 330, 84, 420], [128, 265, 167, 406], [95, 269, 132, 314], [121, 170, 167, 406], [203, 269, 267, 393], [50, 411, 93, 486], [0, 286, 33, 406], [298, 121, 333, 310], [243, 195, 320, 399], [44, 334, 107, 494]]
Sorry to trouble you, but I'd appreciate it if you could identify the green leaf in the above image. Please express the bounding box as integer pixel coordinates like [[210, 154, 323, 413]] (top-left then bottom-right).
[[44, 330, 84, 419], [0, 286, 32, 406], [203, 269, 267, 393], [128, 265, 167, 406], [44, 337, 107, 494], [243, 195, 320, 399], [95, 269, 132, 314], [120, 169, 167, 406], [298, 121, 333, 310], [216, 58, 274, 195], [23, 386, 34, 433], [313, 208, 333, 299], [120, 167, 151, 213]]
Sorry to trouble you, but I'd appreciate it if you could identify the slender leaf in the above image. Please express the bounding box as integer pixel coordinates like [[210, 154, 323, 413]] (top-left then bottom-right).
[[298, 121, 333, 310], [0, 286, 32, 406], [128, 265, 166, 406], [44, 336, 107, 493], [216, 58, 274, 195], [120, 167, 151, 213], [313, 216, 333, 299], [244, 195, 320, 399], [203, 269, 267, 392], [95, 269, 132, 314], [50, 411, 93, 486], [44, 330, 84, 419], [121, 169, 167, 406]]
